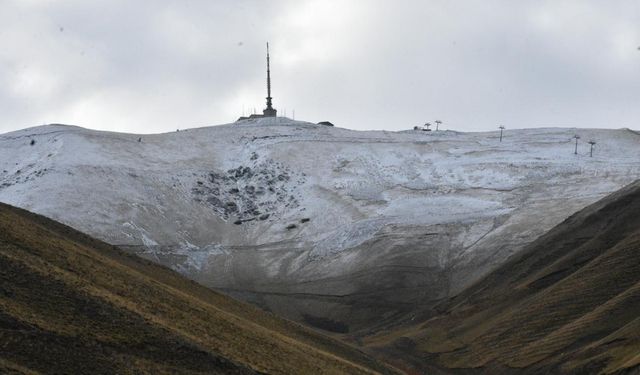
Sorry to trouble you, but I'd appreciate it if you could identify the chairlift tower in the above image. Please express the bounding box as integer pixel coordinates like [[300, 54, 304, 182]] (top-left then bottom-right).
[[573, 135, 581, 155], [424, 122, 432, 131], [499, 126, 505, 142], [588, 140, 596, 157], [435, 120, 442, 131]]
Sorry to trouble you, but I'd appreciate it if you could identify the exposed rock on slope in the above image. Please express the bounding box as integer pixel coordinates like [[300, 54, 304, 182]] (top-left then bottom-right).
[[0, 202, 396, 374], [369, 180, 640, 374], [1, 118, 639, 332]]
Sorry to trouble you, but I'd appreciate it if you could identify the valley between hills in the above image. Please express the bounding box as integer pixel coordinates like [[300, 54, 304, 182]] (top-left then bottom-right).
[[2, 118, 640, 374]]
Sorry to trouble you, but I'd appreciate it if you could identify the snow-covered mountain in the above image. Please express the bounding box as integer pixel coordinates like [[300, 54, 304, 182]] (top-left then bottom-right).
[[2, 117, 639, 332]]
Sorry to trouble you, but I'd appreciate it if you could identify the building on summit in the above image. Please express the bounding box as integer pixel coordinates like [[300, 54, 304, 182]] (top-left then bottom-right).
[[237, 43, 277, 121]]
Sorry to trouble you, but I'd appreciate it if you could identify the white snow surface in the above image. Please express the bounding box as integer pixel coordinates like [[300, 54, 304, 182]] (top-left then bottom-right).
[[1, 118, 640, 297]]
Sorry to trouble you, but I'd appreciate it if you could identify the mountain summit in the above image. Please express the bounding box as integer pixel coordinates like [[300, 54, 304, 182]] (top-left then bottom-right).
[[1, 120, 639, 332]]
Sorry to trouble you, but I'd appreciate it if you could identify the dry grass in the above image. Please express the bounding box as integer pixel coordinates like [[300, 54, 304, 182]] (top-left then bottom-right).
[[0, 203, 399, 375]]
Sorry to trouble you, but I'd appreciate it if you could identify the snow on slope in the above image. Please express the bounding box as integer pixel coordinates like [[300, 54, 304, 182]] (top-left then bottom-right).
[[1, 118, 639, 331]]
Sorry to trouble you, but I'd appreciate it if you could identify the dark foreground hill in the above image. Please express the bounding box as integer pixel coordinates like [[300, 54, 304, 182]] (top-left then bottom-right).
[[367, 180, 640, 374], [0, 203, 397, 375]]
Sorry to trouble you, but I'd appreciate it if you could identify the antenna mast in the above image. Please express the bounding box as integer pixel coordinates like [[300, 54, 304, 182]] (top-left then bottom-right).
[[267, 43, 272, 106], [262, 42, 277, 117]]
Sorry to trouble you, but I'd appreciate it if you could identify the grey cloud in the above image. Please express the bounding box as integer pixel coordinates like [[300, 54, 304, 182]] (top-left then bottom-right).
[[0, 0, 638, 133]]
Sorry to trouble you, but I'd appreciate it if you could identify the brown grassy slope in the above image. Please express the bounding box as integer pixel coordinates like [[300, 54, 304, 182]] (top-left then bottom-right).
[[368, 180, 640, 374], [0, 202, 399, 375]]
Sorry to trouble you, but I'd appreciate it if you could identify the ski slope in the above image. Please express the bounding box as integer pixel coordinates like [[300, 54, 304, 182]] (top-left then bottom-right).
[[2, 117, 639, 331]]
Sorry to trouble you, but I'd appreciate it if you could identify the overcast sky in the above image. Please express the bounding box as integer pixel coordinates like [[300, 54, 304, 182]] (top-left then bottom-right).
[[1, 1, 639, 134]]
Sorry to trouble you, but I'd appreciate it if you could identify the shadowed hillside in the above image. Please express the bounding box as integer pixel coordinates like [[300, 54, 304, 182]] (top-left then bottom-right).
[[367, 180, 640, 374], [0, 202, 398, 375]]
